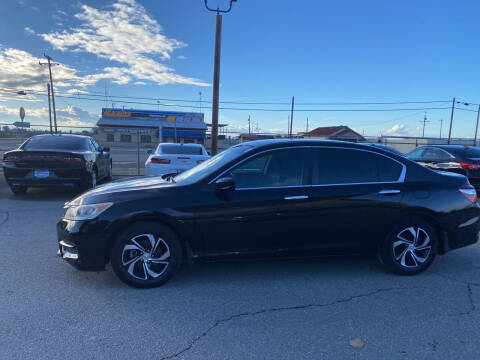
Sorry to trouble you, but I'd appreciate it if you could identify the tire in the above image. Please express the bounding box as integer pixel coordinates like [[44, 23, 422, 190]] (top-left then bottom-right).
[[110, 222, 183, 288], [10, 185, 27, 195], [380, 217, 438, 275], [83, 169, 97, 190], [105, 161, 113, 181]]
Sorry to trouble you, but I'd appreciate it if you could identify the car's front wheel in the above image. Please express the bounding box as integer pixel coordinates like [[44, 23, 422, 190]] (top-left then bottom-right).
[[380, 217, 438, 275], [10, 185, 27, 195], [111, 222, 183, 288]]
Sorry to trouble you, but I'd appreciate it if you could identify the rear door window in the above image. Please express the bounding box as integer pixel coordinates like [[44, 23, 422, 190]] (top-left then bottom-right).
[[161, 144, 202, 155], [313, 148, 403, 185], [406, 148, 425, 160], [421, 147, 452, 161]]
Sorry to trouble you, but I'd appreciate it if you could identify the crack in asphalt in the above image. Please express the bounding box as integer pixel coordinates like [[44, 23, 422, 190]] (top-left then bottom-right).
[[459, 285, 476, 316], [0, 211, 9, 228], [158, 286, 423, 360]]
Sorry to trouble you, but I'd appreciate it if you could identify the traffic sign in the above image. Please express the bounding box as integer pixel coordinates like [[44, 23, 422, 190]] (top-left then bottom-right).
[[19, 107, 25, 121]]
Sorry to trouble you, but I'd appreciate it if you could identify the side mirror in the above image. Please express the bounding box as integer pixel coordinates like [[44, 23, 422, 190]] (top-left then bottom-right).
[[147, 149, 153, 155], [215, 176, 235, 192], [103, 147, 110, 153]]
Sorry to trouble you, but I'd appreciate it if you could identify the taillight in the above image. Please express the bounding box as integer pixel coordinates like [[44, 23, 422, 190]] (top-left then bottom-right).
[[150, 158, 171, 164], [3, 154, 20, 162], [196, 160, 204, 164], [460, 163, 480, 171], [64, 156, 83, 163], [459, 185, 478, 203]]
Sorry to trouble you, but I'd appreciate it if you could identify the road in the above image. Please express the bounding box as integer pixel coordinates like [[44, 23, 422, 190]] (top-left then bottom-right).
[[1, 178, 480, 359]]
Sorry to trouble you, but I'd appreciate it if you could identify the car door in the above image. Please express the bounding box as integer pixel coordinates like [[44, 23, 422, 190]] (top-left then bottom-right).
[[90, 139, 106, 178], [303, 147, 406, 251], [193, 147, 315, 257]]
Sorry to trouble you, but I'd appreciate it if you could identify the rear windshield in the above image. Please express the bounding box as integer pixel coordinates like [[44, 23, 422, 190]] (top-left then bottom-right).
[[23, 136, 88, 151], [160, 144, 203, 155]]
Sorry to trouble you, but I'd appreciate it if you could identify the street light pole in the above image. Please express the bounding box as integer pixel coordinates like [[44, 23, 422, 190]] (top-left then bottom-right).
[[474, 105, 480, 146], [204, 0, 237, 155], [39, 54, 59, 134]]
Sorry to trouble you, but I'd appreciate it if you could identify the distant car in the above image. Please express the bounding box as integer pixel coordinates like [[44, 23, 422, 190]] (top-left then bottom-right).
[[362, 143, 404, 156], [406, 145, 480, 192], [145, 143, 209, 177], [2, 134, 112, 195]]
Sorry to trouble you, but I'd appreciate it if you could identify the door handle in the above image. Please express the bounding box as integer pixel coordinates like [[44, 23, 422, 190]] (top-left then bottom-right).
[[284, 195, 309, 200], [378, 189, 401, 195]]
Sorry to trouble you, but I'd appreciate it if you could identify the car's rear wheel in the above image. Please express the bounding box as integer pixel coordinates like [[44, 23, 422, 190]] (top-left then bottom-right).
[[380, 217, 438, 275], [82, 169, 97, 190], [111, 222, 183, 288], [10, 185, 27, 195], [105, 161, 112, 181]]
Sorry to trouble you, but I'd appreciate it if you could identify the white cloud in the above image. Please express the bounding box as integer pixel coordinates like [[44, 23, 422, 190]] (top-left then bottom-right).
[[384, 124, 409, 136], [177, 55, 187, 60], [134, 81, 146, 85], [24, 27, 35, 35], [0, 48, 78, 92], [40, 0, 209, 87]]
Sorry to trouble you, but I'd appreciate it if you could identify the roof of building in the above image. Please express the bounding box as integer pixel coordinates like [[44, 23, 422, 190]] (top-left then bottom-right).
[[304, 125, 364, 140]]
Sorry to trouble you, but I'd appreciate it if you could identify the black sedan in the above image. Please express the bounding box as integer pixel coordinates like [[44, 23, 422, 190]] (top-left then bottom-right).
[[57, 139, 480, 288], [406, 145, 480, 192], [3, 134, 112, 195]]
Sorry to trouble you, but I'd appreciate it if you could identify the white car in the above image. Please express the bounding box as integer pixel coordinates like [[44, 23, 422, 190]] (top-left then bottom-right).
[[145, 143, 210, 177]]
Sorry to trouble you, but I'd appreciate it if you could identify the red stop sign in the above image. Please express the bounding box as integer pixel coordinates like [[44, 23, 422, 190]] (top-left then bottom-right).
[[19, 107, 25, 121]]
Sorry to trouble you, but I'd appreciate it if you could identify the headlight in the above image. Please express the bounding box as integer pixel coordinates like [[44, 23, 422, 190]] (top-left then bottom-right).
[[63, 202, 113, 221]]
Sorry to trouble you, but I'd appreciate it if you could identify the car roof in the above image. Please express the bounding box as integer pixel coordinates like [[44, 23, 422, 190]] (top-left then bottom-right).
[[158, 143, 203, 147], [29, 134, 91, 140]]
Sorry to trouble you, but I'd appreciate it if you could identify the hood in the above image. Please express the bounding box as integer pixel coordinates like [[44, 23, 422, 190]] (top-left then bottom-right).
[[70, 176, 176, 205]]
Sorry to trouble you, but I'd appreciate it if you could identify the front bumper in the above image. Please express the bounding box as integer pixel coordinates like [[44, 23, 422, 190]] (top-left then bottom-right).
[[57, 219, 110, 271]]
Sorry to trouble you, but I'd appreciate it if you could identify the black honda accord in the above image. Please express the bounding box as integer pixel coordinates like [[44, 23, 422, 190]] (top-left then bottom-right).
[[3, 134, 112, 194], [57, 139, 480, 288]]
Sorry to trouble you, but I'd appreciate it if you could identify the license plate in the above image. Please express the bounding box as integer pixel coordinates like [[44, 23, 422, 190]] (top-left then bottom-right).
[[34, 170, 50, 178]]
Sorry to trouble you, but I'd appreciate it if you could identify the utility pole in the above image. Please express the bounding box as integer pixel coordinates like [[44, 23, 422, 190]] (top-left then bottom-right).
[[439, 119, 443, 139], [248, 115, 251, 134], [287, 115, 290, 136], [39, 54, 59, 134], [204, 0, 237, 155], [447, 97, 455, 144], [474, 105, 480, 146], [421, 112, 429, 138], [47, 83, 53, 134], [289, 96, 295, 138], [306, 117, 309, 133]]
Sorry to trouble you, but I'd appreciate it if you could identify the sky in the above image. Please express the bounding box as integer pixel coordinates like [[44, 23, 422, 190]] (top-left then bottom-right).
[[0, 0, 480, 138]]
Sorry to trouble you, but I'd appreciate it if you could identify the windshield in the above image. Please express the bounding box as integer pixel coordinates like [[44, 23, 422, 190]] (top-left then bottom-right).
[[174, 144, 254, 184], [23, 136, 88, 151]]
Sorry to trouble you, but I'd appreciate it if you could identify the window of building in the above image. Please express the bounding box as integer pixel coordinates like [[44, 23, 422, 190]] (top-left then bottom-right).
[[106, 134, 114, 142], [141, 135, 151, 143], [120, 134, 132, 142]]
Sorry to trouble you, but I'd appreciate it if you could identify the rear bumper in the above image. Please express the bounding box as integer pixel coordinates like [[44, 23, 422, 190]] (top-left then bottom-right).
[[4, 166, 87, 188], [446, 215, 480, 251], [57, 219, 110, 271]]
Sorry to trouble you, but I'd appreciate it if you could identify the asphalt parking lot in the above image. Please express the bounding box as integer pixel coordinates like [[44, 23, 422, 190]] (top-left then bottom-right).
[[1, 176, 480, 359]]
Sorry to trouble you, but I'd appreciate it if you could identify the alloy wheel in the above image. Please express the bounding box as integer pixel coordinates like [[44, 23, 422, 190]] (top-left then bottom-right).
[[392, 226, 432, 268], [121, 234, 171, 280]]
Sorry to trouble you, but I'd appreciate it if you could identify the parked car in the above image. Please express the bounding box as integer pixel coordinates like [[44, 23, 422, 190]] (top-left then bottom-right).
[[406, 145, 480, 192], [3, 134, 112, 195], [362, 143, 404, 156], [57, 139, 480, 288], [145, 143, 209, 177]]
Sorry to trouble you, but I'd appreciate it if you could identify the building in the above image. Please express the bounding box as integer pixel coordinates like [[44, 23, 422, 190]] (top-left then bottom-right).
[[96, 108, 207, 147], [303, 126, 365, 142]]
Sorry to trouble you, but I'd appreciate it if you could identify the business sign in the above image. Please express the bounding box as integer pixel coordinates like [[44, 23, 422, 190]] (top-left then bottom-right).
[[19, 107, 25, 121], [13, 121, 30, 128], [102, 108, 204, 123]]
